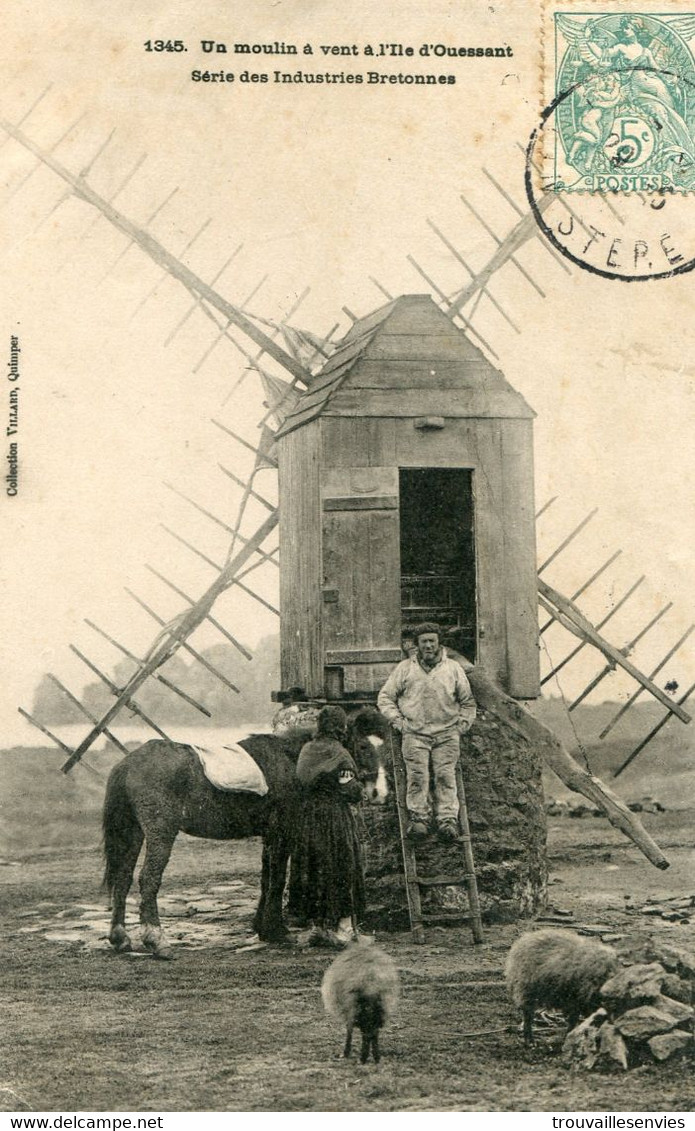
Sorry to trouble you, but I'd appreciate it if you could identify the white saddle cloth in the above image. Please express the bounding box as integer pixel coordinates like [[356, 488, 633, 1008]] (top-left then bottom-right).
[[192, 741, 268, 796]]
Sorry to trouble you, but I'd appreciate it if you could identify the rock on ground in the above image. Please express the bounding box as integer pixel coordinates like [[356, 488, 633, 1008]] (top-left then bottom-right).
[[648, 1030, 693, 1062], [598, 1022, 628, 1070], [600, 963, 666, 1010], [562, 1009, 606, 1070], [615, 1005, 682, 1040]]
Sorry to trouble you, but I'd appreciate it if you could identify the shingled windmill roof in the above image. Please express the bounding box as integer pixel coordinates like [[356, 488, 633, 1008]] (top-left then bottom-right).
[[274, 294, 534, 438]]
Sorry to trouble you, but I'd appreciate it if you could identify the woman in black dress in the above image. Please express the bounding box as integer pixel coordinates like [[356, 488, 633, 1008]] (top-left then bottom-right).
[[292, 705, 366, 947]]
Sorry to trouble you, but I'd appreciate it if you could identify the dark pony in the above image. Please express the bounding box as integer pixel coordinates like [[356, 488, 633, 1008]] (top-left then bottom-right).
[[102, 706, 389, 958]]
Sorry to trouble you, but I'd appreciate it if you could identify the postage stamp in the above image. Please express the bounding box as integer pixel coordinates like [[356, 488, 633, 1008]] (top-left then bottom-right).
[[530, 2, 695, 278], [542, 7, 695, 193]]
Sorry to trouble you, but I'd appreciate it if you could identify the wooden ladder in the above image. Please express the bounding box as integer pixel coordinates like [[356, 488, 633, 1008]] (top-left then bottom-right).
[[388, 730, 484, 945]]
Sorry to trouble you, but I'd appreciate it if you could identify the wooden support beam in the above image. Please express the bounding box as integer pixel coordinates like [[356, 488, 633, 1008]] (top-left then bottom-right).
[[217, 289, 312, 397], [538, 508, 598, 573], [79, 128, 117, 180], [568, 602, 672, 711], [521, 144, 595, 241], [164, 244, 244, 346], [369, 276, 393, 300], [539, 551, 621, 634], [461, 665, 670, 870], [130, 217, 211, 316], [541, 575, 644, 682], [165, 481, 237, 535], [4, 114, 88, 205], [17, 709, 103, 777], [0, 116, 310, 383], [535, 496, 558, 519], [304, 321, 340, 369], [190, 276, 273, 374], [218, 464, 276, 512], [460, 193, 546, 297], [46, 673, 130, 754], [481, 167, 571, 274], [599, 624, 695, 739], [160, 525, 280, 616], [83, 618, 212, 718], [80, 153, 149, 243], [18, 707, 72, 753], [69, 646, 171, 742], [31, 188, 74, 235], [124, 588, 240, 694], [241, 273, 270, 309], [0, 85, 53, 152], [449, 176, 558, 318], [100, 187, 180, 282], [144, 564, 253, 659], [614, 682, 695, 778], [234, 548, 280, 582], [426, 217, 521, 334], [211, 418, 278, 467], [194, 283, 303, 381], [539, 579, 691, 723], [406, 253, 499, 360], [164, 482, 279, 567], [161, 524, 221, 571]]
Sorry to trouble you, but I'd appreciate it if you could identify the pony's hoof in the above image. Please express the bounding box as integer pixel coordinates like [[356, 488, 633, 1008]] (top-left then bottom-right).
[[109, 927, 133, 953], [260, 928, 292, 947], [152, 946, 174, 961], [271, 933, 295, 950], [142, 926, 170, 958]]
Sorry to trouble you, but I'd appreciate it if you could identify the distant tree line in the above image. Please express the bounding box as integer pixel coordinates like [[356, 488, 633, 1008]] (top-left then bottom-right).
[[32, 634, 281, 727]]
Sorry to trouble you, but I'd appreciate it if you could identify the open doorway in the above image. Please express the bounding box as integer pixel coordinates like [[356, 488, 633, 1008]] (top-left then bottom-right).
[[399, 468, 477, 661]]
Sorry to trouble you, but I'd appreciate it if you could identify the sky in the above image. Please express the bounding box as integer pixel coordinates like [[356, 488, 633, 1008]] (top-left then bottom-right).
[[1, 0, 695, 752]]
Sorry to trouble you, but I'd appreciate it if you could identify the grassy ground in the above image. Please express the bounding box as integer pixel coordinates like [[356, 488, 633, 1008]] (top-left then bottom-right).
[[1, 773, 695, 1112]]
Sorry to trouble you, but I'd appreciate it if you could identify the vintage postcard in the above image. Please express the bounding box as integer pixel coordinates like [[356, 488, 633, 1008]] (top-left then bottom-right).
[[1, 0, 695, 1117]]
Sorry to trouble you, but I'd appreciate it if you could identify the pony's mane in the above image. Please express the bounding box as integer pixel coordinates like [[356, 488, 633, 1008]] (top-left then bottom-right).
[[348, 705, 390, 741], [275, 726, 315, 763], [248, 706, 389, 765]]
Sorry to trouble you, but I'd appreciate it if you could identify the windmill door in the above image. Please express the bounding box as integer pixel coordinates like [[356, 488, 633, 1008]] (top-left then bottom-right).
[[398, 467, 477, 661], [321, 467, 403, 696]]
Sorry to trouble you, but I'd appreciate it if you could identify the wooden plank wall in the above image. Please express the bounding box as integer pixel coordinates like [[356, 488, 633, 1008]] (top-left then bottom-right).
[[501, 421, 540, 697], [321, 457, 402, 694], [319, 416, 537, 695], [277, 421, 323, 696]]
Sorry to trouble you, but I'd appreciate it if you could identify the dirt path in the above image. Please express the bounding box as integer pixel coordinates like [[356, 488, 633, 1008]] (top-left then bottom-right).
[[1, 815, 694, 1112]]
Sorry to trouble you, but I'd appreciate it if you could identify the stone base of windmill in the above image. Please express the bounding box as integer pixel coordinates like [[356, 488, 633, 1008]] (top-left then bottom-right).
[[361, 707, 548, 930]]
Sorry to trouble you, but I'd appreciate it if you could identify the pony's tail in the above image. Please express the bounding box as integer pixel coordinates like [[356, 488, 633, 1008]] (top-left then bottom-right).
[[102, 760, 137, 900]]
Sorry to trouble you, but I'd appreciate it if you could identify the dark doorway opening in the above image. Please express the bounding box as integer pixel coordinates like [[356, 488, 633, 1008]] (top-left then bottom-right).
[[399, 468, 477, 661]]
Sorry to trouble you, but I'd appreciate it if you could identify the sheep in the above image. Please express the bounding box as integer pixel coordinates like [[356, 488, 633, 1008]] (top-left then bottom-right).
[[505, 929, 618, 1042], [321, 937, 400, 1063]]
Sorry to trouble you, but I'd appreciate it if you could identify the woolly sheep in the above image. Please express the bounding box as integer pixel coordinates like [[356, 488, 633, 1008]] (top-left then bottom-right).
[[505, 929, 618, 1042], [321, 937, 400, 1063]]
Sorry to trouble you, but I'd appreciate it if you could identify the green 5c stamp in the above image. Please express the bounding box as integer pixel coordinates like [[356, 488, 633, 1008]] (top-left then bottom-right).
[[552, 12, 695, 191]]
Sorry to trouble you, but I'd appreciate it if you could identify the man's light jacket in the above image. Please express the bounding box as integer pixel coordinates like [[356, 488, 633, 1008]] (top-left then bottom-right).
[[377, 649, 476, 737]]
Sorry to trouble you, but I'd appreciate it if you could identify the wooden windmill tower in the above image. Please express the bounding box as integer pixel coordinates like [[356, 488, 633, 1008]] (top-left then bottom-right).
[[275, 292, 538, 702]]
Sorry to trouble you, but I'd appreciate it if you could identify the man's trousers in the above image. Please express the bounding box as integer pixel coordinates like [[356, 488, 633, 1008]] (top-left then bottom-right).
[[401, 727, 460, 823]]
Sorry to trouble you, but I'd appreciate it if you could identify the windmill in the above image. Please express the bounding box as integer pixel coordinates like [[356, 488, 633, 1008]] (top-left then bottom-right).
[[2, 91, 691, 826]]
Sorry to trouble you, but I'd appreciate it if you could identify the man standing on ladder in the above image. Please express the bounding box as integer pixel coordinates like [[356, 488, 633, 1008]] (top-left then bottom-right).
[[377, 623, 476, 844]]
